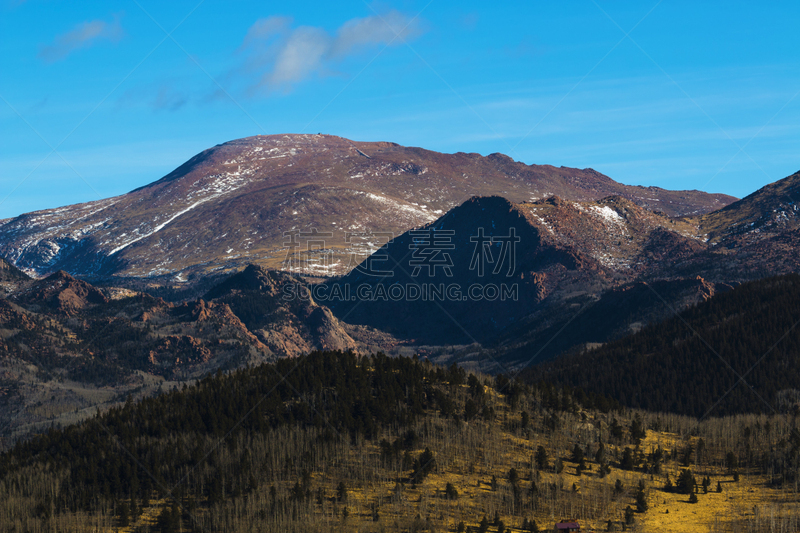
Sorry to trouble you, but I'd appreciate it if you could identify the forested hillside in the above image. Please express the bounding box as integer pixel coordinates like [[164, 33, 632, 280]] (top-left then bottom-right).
[[523, 273, 800, 417], [2, 351, 799, 532]]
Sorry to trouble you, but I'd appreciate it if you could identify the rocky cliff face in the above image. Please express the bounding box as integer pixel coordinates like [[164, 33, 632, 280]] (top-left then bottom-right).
[[0, 265, 378, 445], [202, 264, 359, 357]]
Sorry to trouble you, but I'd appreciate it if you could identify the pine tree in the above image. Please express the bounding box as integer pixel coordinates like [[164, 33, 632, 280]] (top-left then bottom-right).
[[571, 443, 584, 463], [336, 481, 347, 502], [621, 447, 635, 470], [595, 442, 606, 463], [630, 415, 646, 445], [445, 482, 458, 500], [535, 446, 548, 470], [635, 482, 648, 512], [677, 469, 695, 495], [118, 501, 130, 527], [130, 495, 138, 519], [624, 506, 635, 525]]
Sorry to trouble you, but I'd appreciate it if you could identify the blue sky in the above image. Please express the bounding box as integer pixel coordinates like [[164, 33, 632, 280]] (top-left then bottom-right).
[[1, 1, 798, 218]]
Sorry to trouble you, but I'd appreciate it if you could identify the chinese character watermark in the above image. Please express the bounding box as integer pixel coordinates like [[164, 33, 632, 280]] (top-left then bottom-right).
[[409, 229, 455, 277], [469, 227, 519, 277]]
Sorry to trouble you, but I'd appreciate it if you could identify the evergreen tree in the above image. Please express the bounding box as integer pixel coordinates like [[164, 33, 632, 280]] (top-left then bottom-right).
[[677, 469, 695, 495], [620, 447, 635, 470], [595, 442, 606, 463], [412, 448, 436, 483], [155, 503, 180, 533], [571, 443, 584, 463], [535, 446, 548, 470], [576, 456, 587, 476], [118, 501, 130, 527], [336, 481, 347, 502], [635, 481, 648, 512], [445, 482, 458, 500], [726, 451, 739, 472], [630, 415, 646, 445], [610, 418, 624, 441], [681, 444, 694, 466], [624, 506, 635, 525]]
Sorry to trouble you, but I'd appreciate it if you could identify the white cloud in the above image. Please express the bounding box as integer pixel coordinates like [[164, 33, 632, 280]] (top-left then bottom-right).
[[240, 10, 424, 92], [267, 26, 331, 87], [39, 16, 124, 63], [329, 10, 421, 58], [240, 15, 292, 49]]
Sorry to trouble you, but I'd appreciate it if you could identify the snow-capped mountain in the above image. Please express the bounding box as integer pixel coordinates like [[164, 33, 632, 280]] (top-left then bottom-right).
[[0, 134, 735, 279]]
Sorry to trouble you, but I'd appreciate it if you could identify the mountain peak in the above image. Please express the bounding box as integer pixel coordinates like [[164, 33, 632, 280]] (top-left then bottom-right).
[[700, 170, 800, 244], [0, 135, 737, 279], [17, 269, 108, 316]]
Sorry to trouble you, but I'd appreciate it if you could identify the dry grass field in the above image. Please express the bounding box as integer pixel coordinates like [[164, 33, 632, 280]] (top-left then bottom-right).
[[1, 361, 798, 533], [79, 390, 800, 532]]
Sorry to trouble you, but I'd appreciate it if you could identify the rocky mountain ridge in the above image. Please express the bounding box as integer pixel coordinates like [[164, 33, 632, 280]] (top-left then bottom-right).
[[0, 134, 735, 280], [325, 194, 733, 348], [0, 264, 404, 445]]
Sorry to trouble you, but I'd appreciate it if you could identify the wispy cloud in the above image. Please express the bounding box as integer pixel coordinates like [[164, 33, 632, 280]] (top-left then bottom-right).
[[238, 10, 424, 93], [39, 15, 124, 63], [152, 85, 188, 112], [239, 15, 293, 49], [116, 81, 189, 112]]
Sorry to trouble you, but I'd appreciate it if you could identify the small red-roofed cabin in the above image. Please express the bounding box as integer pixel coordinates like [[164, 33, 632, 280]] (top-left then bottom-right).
[[555, 520, 580, 532]]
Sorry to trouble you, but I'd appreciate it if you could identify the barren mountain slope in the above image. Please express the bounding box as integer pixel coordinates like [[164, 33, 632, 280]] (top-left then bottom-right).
[[0, 266, 388, 445], [0, 134, 735, 279], [698, 169, 800, 245]]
